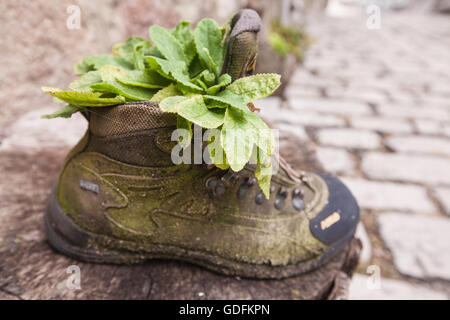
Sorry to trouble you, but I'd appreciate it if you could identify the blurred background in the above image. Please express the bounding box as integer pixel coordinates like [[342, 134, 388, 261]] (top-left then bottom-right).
[[0, 0, 449, 299]]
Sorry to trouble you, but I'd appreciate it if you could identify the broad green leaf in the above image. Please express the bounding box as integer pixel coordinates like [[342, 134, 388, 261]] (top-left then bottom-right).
[[133, 43, 147, 70], [202, 48, 217, 75], [145, 56, 179, 79], [112, 42, 122, 56], [152, 84, 180, 103], [177, 95, 225, 128], [145, 56, 202, 92], [220, 21, 231, 59], [207, 73, 231, 95], [74, 55, 133, 75], [188, 55, 204, 78], [41, 104, 86, 119], [175, 82, 200, 96], [191, 70, 214, 91], [53, 97, 65, 104], [149, 25, 188, 63], [115, 37, 149, 67], [177, 116, 192, 148], [146, 45, 164, 58], [172, 21, 196, 65], [193, 78, 208, 91], [220, 107, 275, 172], [255, 163, 272, 199], [194, 18, 224, 75], [116, 69, 170, 89], [193, 69, 215, 86], [90, 83, 155, 101], [205, 100, 228, 109], [159, 96, 187, 113], [92, 65, 156, 101], [226, 74, 281, 103], [206, 130, 229, 170], [244, 110, 275, 156], [98, 65, 127, 82], [42, 87, 125, 106], [221, 107, 255, 172], [69, 71, 102, 91], [204, 89, 248, 113]]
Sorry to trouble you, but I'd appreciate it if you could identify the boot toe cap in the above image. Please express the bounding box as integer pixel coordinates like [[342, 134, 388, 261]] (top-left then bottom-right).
[[309, 174, 360, 246]]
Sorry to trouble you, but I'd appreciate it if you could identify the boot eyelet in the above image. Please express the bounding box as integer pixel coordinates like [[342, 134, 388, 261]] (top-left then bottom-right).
[[247, 177, 257, 186], [292, 189, 305, 211], [274, 188, 288, 210], [274, 196, 284, 210], [255, 191, 265, 205], [205, 177, 217, 190]]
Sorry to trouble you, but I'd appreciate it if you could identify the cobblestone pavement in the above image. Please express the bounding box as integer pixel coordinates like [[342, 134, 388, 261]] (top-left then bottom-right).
[[259, 12, 450, 299]]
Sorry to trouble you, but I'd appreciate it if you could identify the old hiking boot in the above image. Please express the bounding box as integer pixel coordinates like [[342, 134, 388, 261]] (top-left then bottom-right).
[[45, 9, 359, 279]]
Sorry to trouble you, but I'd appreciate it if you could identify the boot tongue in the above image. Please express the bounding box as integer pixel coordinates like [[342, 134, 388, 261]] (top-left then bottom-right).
[[229, 9, 261, 38], [223, 10, 301, 186], [222, 9, 261, 81]]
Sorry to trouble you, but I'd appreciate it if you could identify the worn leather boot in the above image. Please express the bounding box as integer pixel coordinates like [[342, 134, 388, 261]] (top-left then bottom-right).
[[45, 9, 359, 279]]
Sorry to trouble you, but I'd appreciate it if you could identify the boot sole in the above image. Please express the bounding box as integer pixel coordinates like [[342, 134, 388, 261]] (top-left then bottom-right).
[[45, 189, 353, 279]]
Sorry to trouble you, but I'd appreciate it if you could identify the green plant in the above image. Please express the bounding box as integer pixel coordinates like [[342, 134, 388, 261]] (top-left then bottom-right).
[[42, 18, 281, 197], [268, 20, 312, 62]]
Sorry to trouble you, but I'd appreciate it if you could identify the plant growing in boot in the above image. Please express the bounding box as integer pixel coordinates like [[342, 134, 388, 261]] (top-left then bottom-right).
[[42, 16, 280, 197], [42, 9, 359, 279]]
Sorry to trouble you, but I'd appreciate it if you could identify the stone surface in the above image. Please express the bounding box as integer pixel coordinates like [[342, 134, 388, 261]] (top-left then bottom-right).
[[255, 96, 282, 112], [284, 85, 324, 99], [377, 104, 450, 121], [445, 126, 450, 138], [434, 187, 450, 217], [351, 117, 413, 134], [316, 129, 381, 149], [292, 112, 346, 127], [362, 152, 450, 186], [289, 98, 373, 116], [326, 86, 388, 106], [414, 119, 444, 135], [277, 123, 309, 140], [316, 147, 355, 174], [341, 178, 436, 213], [385, 135, 450, 156], [261, 108, 346, 127], [0, 107, 87, 152], [293, 9, 450, 298], [378, 213, 450, 280], [349, 274, 447, 300]]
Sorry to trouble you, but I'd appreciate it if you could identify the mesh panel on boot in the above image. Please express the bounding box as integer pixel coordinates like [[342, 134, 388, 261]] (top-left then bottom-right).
[[88, 102, 176, 137], [86, 128, 177, 167], [86, 102, 178, 167]]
